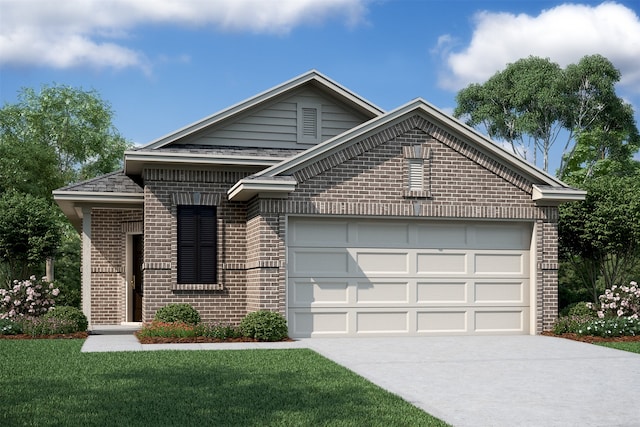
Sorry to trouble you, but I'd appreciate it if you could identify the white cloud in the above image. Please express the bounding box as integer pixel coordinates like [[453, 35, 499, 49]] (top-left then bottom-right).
[[0, 0, 368, 71], [436, 2, 640, 94]]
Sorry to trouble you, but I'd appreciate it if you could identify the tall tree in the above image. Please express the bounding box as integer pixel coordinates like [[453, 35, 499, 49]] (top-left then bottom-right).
[[0, 84, 131, 199], [454, 55, 638, 176]]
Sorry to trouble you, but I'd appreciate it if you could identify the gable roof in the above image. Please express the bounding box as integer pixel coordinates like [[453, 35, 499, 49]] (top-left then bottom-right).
[[123, 70, 384, 175], [133, 70, 384, 152], [228, 99, 586, 204]]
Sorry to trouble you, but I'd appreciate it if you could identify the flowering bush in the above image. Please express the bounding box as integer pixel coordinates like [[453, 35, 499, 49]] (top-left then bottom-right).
[[588, 281, 639, 319], [0, 318, 22, 335], [0, 276, 59, 319], [577, 317, 640, 338]]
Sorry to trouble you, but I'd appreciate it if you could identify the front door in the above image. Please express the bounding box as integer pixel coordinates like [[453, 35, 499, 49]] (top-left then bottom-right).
[[132, 234, 144, 322]]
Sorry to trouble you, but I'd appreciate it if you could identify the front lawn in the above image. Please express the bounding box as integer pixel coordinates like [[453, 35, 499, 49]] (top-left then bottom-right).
[[595, 341, 640, 354], [1, 339, 448, 426]]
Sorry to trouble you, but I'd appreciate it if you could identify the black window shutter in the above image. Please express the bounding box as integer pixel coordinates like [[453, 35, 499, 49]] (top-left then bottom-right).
[[178, 205, 217, 284]]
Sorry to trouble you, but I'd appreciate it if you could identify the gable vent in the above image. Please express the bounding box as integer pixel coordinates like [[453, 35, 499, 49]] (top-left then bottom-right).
[[408, 159, 424, 191], [302, 107, 318, 138], [297, 103, 321, 144]]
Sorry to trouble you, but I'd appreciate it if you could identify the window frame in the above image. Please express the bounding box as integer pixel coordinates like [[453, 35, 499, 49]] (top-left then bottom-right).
[[177, 205, 217, 284]]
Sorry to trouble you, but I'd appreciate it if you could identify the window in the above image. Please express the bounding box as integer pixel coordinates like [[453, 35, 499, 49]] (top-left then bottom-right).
[[177, 205, 217, 284]]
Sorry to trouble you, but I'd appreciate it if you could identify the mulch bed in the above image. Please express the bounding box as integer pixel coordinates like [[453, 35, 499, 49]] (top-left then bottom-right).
[[541, 331, 640, 343]]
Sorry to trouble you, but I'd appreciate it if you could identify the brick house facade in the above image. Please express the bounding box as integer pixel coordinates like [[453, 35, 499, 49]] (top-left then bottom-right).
[[54, 71, 584, 336]]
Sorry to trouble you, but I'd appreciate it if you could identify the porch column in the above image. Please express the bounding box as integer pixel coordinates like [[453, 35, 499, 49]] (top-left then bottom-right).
[[82, 207, 92, 327]]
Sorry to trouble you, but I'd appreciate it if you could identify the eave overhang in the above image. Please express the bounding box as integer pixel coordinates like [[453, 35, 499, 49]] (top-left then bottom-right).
[[124, 151, 287, 175], [53, 191, 144, 231], [531, 184, 587, 206], [227, 178, 297, 202]]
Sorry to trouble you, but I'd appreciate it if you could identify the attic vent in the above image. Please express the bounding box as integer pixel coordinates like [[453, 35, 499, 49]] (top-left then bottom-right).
[[297, 103, 321, 144], [302, 107, 318, 138], [408, 159, 424, 191]]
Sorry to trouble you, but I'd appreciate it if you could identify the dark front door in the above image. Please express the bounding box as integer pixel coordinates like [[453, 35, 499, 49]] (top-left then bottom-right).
[[132, 234, 144, 322]]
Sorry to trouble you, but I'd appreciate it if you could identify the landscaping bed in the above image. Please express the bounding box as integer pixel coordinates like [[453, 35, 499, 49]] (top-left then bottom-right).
[[0, 331, 89, 340], [542, 330, 640, 343]]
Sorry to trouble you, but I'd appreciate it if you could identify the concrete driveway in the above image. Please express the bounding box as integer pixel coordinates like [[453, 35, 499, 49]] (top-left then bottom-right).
[[304, 335, 640, 427]]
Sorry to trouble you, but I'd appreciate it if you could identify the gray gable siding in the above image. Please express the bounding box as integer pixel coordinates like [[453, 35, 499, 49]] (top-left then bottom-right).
[[174, 87, 371, 150]]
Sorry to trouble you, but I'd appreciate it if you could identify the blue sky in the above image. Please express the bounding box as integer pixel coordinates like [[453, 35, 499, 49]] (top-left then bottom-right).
[[1, 0, 639, 176]]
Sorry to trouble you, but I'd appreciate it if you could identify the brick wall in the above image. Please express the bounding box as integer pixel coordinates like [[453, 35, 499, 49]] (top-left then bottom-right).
[[250, 114, 560, 333], [90, 209, 142, 324], [140, 169, 251, 324]]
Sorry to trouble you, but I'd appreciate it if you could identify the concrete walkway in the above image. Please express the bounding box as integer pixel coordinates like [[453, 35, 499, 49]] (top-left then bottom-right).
[[81, 332, 640, 427]]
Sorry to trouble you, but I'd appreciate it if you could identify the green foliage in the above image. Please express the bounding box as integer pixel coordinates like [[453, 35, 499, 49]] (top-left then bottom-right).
[[0, 84, 131, 198], [454, 54, 639, 175], [576, 317, 640, 338], [136, 321, 202, 339], [239, 310, 288, 342], [0, 318, 22, 335], [43, 306, 88, 332], [52, 231, 81, 308], [561, 302, 597, 318], [552, 315, 596, 335], [559, 173, 640, 298], [153, 303, 201, 325], [19, 316, 80, 335], [203, 323, 242, 340], [0, 192, 62, 282]]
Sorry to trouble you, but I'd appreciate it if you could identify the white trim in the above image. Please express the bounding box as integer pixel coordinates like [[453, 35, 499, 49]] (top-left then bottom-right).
[[124, 151, 286, 175], [228, 178, 297, 201], [82, 207, 92, 328], [532, 184, 587, 205]]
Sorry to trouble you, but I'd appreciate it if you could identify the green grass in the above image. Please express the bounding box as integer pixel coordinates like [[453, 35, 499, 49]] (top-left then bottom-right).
[[0, 339, 448, 426], [595, 341, 640, 354]]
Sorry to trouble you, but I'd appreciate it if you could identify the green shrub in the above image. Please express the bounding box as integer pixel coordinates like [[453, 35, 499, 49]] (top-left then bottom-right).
[[563, 302, 597, 318], [136, 321, 202, 339], [154, 303, 201, 325], [20, 316, 78, 335], [204, 323, 242, 340], [239, 310, 288, 342], [43, 306, 88, 332], [0, 318, 22, 335], [552, 315, 595, 335]]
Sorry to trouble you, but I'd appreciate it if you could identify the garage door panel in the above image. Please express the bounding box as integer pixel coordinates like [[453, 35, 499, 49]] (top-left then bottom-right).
[[291, 280, 349, 305], [417, 311, 467, 333], [474, 224, 531, 250], [474, 310, 525, 332], [356, 312, 408, 333], [417, 281, 468, 303], [290, 220, 349, 246], [474, 281, 526, 304], [290, 311, 349, 336], [291, 249, 350, 275], [417, 253, 467, 274], [474, 253, 524, 274], [355, 222, 410, 246], [416, 224, 468, 248], [356, 281, 409, 303], [356, 251, 409, 274]]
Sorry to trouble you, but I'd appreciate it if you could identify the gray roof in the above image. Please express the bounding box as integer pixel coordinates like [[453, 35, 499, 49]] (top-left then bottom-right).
[[58, 170, 143, 193], [139, 144, 306, 158]]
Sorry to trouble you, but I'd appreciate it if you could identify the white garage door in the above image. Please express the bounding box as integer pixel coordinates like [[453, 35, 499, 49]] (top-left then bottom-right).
[[287, 217, 532, 337]]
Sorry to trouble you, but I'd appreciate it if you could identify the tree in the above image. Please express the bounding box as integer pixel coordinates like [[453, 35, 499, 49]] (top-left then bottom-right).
[[454, 55, 638, 175], [0, 84, 131, 199], [558, 172, 640, 303], [0, 192, 62, 283]]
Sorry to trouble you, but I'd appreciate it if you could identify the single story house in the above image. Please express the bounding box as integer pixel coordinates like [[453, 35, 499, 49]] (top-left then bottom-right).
[[53, 71, 585, 337]]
